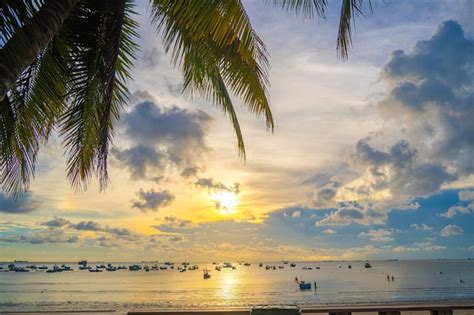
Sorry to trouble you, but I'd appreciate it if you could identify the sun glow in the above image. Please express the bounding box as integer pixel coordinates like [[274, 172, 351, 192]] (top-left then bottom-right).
[[211, 191, 238, 215]]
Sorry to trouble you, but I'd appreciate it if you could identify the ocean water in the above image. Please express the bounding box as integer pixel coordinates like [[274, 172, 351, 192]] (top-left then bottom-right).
[[0, 260, 473, 312]]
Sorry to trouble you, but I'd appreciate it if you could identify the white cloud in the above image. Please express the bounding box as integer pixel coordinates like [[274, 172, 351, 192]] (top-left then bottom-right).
[[316, 202, 387, 226], [292, 210, 301, 218], [440, 224, 464, 237], [410, 223, 433, 231], [321, 229, 336, 235], [459, 190, 474, 202]]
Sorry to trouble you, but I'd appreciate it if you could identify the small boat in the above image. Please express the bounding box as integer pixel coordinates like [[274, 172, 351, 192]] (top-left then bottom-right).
[[279, 265, 284, 269], [89, 268, 103, 272], [259, 263, 263, 267], [159, 266, 167, 270], [38, 265, 48, 270], [348, 265, 352, 269], [299, 281, 311, 290], [232, 266, 237, 270], [180, 268, 187, 272], [78, 260, 87, 265], [316, 266, 320, 270], [272, 266, 276, 270], [283, 261, 289, 264], [203, 269, 211, 279], [364, 262, 372, 268], [79, 265, 92, 270], [129, 264, 141, 271], [244, 262, 251, 266], [215, 266, 221, 271], [290, 263, 296, 267], [295, 276, 312, 290]]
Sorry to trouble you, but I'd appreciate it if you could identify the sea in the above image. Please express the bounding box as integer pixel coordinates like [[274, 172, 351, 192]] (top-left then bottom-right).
[[0, 260, 473, 312]]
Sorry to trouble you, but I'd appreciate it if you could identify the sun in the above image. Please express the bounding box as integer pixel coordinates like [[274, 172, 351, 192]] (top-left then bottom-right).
[[211, 191, 238, 215]]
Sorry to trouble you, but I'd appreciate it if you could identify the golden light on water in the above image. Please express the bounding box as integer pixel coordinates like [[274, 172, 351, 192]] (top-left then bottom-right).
[[211, 191, 238, 215]]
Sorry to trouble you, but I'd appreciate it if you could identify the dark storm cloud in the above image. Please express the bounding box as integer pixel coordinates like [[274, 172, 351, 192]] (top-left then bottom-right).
[[132, 188, 175, 212], [0, 191, 39, 214], [112, 99, 212, 181]]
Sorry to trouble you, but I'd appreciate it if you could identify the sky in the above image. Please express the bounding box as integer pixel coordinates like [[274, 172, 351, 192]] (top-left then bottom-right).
[[1, 0, 473, 262]]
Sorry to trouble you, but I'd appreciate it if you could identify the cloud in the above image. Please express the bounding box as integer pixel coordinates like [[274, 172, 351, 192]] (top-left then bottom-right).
[[0, 191, 39, 214], [194, 178, 241, 194], [0, 229, 78, 244], [312, 181, 340, 207], [132, 188, 175, 212], [69, 220, 101, 231], [439, 204, 474, 218], [309, 20, 473, 215], [112, 98, 212, 181], [378, 20, 474, 180], [459, 190, 474, 202], [291, 210, 301, 218], [359, 229, 394, 242], [321, 229, 336, 235], [439, 190, 474, 218], [440, 224, 464, 237], [410, 223, 433, 231], [156, 215, 195, 228], [316, 202, 387, 226], [40, 217, 71, 228]]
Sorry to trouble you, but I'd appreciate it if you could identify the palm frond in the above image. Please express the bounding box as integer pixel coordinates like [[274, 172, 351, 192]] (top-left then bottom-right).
[[59, 0, 138, 191], [0, 37, 69, 196], [267, 0, 327, 18], [150, 0, 273, 158], [0, 0, 43, 44], [270, 0, 371, 59]]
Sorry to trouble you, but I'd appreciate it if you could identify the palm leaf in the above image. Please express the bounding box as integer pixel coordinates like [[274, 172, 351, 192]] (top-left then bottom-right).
[[150, 0, 273, 158], [59, 0, 138, 191]]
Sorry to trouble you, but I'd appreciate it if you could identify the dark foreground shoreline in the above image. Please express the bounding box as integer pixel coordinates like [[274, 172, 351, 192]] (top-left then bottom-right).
[[2, 300, 474, 315]]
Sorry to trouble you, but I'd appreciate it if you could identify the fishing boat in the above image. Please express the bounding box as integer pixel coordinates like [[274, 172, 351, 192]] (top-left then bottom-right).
[[244, 262, 251, 266], [259, 263, 263, 267], [295, 276, 311, 290], [290, 263, 296, 267], [215, 266, 221, 271], [78, 260, 87, 265], [348, 265, 352, 269], [89, 268, 103, 272], [129, 264, 141, 271], [279, 265, 284, 269], [364, 262, 372, 268], [38, 265, 48, 270], [203, 269, 211, 279]]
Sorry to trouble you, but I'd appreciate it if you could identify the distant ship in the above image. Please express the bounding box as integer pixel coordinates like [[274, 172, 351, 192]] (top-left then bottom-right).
[[364, 262, 372, 268]]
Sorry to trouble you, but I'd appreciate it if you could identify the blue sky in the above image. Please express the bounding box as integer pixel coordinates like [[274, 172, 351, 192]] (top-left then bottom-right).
[[0, 0, 473, 261]]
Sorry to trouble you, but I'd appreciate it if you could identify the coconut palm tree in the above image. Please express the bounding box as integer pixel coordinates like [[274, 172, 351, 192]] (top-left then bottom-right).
[[0, 0, 369, 195]]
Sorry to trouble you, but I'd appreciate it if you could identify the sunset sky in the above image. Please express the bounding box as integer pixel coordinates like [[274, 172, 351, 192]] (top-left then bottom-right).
[[1, 0, 473, 262]]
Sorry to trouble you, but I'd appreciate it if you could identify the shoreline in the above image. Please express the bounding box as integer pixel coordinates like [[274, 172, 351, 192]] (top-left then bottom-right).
[[2, 300, 474, 315]]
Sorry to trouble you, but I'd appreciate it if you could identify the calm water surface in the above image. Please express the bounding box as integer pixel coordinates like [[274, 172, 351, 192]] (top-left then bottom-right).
[[0, 260, 473, 312]]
